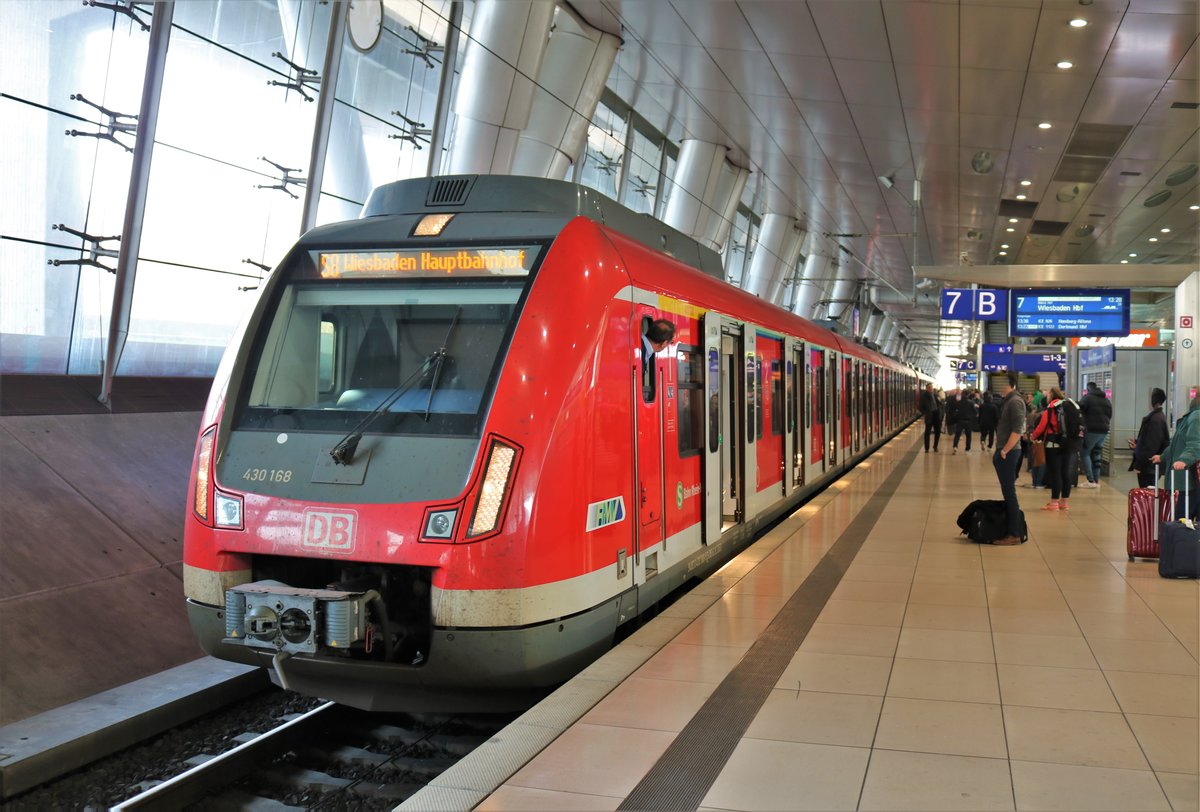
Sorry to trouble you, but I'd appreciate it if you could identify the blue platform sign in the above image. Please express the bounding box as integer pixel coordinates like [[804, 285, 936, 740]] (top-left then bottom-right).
[[1009, 289, 1130, 337], [981, 343, 1013, 372], [1013, 353, 1067, 373], [956, 359, 977, 371], [1080, 345, 1116, 368], [940, 289, 1008, 321]]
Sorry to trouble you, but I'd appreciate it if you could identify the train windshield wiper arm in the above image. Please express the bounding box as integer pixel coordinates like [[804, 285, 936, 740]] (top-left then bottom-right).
[[329, 365, 425, 466], [423, 307, 461, 422]]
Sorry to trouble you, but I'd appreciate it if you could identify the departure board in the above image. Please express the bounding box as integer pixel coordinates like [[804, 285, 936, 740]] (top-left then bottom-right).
[[1008, 289, 1130, 337]]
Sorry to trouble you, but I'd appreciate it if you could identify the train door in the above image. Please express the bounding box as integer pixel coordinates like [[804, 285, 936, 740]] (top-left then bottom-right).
[[632, 309, 666, 567], [785, 338, 803, 493], [851, 361, 860, 455], [808, 347, 825, 480], [826, 352, 838, 468], [756, 333, 784, 497], [720, 324, 745, 529], [702, 312, 722, 545], [841, 356, 853, 464]]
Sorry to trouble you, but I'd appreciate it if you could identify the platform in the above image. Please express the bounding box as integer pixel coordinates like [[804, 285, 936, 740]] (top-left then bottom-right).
[[405, 425, 1199, 812]]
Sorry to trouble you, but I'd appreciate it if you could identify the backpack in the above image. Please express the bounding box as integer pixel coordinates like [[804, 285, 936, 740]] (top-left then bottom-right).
[[956, 499, 1028, 544], [1045, 399, 1082, 447]]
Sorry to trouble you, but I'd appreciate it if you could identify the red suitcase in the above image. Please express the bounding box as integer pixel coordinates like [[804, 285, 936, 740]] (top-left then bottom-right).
[[1128, 465, 1175, 560]]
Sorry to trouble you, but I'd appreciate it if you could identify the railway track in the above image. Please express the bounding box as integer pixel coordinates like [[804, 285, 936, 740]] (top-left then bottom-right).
[[112, 702, 512, 810]]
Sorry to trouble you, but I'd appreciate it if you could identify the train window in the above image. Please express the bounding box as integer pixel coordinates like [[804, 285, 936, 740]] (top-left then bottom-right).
[[238, 280, 525, 436], [317, 318, 337, 393], [707, 348, 720, 454], [676, 346, 704, 457], [770, 360, 783, 436], [755, 356, 764, 441], [641, 316, 657, 404]]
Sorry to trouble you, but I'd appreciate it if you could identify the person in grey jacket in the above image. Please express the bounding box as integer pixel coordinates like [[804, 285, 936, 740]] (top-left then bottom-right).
[[992, 371, 1028, 544], [1079, 381, 1112, 487]]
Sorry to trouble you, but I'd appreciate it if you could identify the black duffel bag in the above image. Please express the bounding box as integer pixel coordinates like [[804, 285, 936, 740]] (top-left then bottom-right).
[[957, 499, 1027, 544], [1159, 467, 1200, 578]]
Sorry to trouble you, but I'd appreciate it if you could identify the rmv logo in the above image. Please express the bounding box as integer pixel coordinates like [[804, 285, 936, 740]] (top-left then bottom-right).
[[302, 509, 357, 554], [586, 497, 626, 532]]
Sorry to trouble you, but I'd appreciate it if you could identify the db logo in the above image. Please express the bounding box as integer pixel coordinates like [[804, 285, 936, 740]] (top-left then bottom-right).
[[302, 509, 357, 554]]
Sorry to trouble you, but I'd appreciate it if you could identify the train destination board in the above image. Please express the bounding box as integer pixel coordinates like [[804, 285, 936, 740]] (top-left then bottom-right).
[[316, 246, 538, 279], [1008, 289, 1130, 337]]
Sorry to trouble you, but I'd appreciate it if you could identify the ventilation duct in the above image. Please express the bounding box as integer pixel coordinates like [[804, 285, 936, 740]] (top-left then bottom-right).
[[662, 140, 749, 252], [743, 215, 803, 300]]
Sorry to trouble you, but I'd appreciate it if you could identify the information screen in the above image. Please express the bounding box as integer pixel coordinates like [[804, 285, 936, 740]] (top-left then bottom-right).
[[315, 246, 539, 279], [1008, 289, 1130, 337]]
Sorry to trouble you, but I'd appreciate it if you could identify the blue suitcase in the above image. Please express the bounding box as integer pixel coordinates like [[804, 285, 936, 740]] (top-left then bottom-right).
[[1159, 467, 1200, 579]]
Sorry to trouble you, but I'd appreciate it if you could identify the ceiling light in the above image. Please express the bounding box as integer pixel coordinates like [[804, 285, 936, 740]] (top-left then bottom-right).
[[1144, 190, 1172, 207], [1038, 121, 1052, 129], [1016, 194, 1027, 200], [1020, 180, 1032, 186], [1069, 18, 1088, 27], [878, 174, 895, 189], [1008, 218, 1019, 223], [1057, 60, 1074, 69], [1190, 204, 1199, 210], [1006, 227, 1015, 232], [1129, 253, 1138, 257], [1149, 237, 1159, 242], [998, 251, 1007, 256], [1120, 259, 1129, 264], [1161, 227, 1171, 233], [1076, 225, 1094, 237], [1056, 184, 1081, 203], [1001, 243, 1010, 249]]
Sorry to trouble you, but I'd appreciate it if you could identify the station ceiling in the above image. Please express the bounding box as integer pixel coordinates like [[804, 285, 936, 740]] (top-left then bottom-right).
[[572, 0, 1199, 344]]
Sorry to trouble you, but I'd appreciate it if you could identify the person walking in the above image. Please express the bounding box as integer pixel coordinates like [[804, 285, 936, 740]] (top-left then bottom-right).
[[953, 389, 978, 453], [1079, 381, 1113, 488], [979, 394, 999, 450], [1129, 388, 1170, 488], [919, 383, 942, 453], [945, 389, 961, 451], [1152, 392, 1200, 521], [992, 371, 1027, 545], [1030, 387, 1082, 511]]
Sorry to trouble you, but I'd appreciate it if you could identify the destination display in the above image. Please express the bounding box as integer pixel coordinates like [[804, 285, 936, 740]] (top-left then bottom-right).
[[316, 246, 538, 279], [1009, 289, 1130, 337], [1013, 353, 1067, 373]]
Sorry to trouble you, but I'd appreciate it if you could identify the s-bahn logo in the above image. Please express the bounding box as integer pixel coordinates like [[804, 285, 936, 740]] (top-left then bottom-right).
[[586, 497, 626, 532], [302, 508, 357, 554]]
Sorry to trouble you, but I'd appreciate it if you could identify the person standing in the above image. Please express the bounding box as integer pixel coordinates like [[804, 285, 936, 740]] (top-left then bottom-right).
[[993, 371, 1027, 544], [1079, 381, 1112, 488], [979, 394, 999, 450], [1129, 388, 1170, 488], [1153, 392, 1200, 521], [945, 389, 961, 449], [919, 383, 942, 453], [1030, 387, 1082, 511]]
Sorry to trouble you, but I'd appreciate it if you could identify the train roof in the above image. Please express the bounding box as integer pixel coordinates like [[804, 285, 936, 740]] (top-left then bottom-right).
[[362, 175, 725, 281]]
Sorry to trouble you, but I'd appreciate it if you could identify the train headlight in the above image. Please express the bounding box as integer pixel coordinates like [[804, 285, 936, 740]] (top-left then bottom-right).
[[215, 492, 244, 529], [423, 509, 457, 540], [193, 427, 216, 523], [467, 438, 519, 538]]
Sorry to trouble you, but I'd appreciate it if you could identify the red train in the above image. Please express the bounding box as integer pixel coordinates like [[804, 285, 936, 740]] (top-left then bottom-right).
[[183, 175, 922, 711]]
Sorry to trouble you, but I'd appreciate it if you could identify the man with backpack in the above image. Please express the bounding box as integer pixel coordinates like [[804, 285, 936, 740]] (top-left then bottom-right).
[[1079, 381, 1113, 488]]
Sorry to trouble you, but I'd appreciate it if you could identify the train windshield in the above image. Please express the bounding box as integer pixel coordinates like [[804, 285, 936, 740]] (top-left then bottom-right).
[[235, 277, 528, 437]]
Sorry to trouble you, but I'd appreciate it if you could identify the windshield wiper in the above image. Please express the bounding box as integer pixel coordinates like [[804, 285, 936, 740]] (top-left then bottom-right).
[[329, 364, 426, 465], [329, 307, 463, 465], [423, 307, 462, 422]]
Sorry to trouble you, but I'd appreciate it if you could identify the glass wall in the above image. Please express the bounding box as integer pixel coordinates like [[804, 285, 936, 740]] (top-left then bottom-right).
[[0, 0, 453, 376], [576, 97, 625, 200]]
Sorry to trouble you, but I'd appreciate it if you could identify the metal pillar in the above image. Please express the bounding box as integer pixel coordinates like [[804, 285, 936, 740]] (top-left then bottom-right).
[[427, 1, 463, 176], [99, 0, 174, 406], [446, 0, 554, 175], [300, 0, 347, 233], [1174, 271, 1200, 422], [510, 5, 618, 179]]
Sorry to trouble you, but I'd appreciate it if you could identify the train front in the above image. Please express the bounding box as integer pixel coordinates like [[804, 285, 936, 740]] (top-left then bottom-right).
[[183, 206, 587, 711]]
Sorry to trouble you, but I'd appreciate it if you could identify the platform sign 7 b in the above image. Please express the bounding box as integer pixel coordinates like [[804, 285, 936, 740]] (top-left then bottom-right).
[[940, 288, 1007, 322]]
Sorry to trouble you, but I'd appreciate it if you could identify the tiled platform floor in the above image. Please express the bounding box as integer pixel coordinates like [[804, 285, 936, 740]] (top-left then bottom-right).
[[427, 427, 1199, 811]]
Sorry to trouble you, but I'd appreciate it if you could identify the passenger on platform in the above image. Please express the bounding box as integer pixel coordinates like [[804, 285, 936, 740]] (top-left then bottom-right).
[[919, 383, 942, 453], [1129, 388, 1170, 489], [1152, 392, 1200, 521], [979, 394, 1000, 450], [1030, 387, 1082, 511], [640, 319, 675, 399], [953, 389, 978, 453], [1032, 389, 1046, 410], [945, 388, 960, 440], [993, 371, 1027, 545], [1021, 391, 1035, 474], [1024, 400, 1047, 490], [1079, 381, 1113, 488]]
